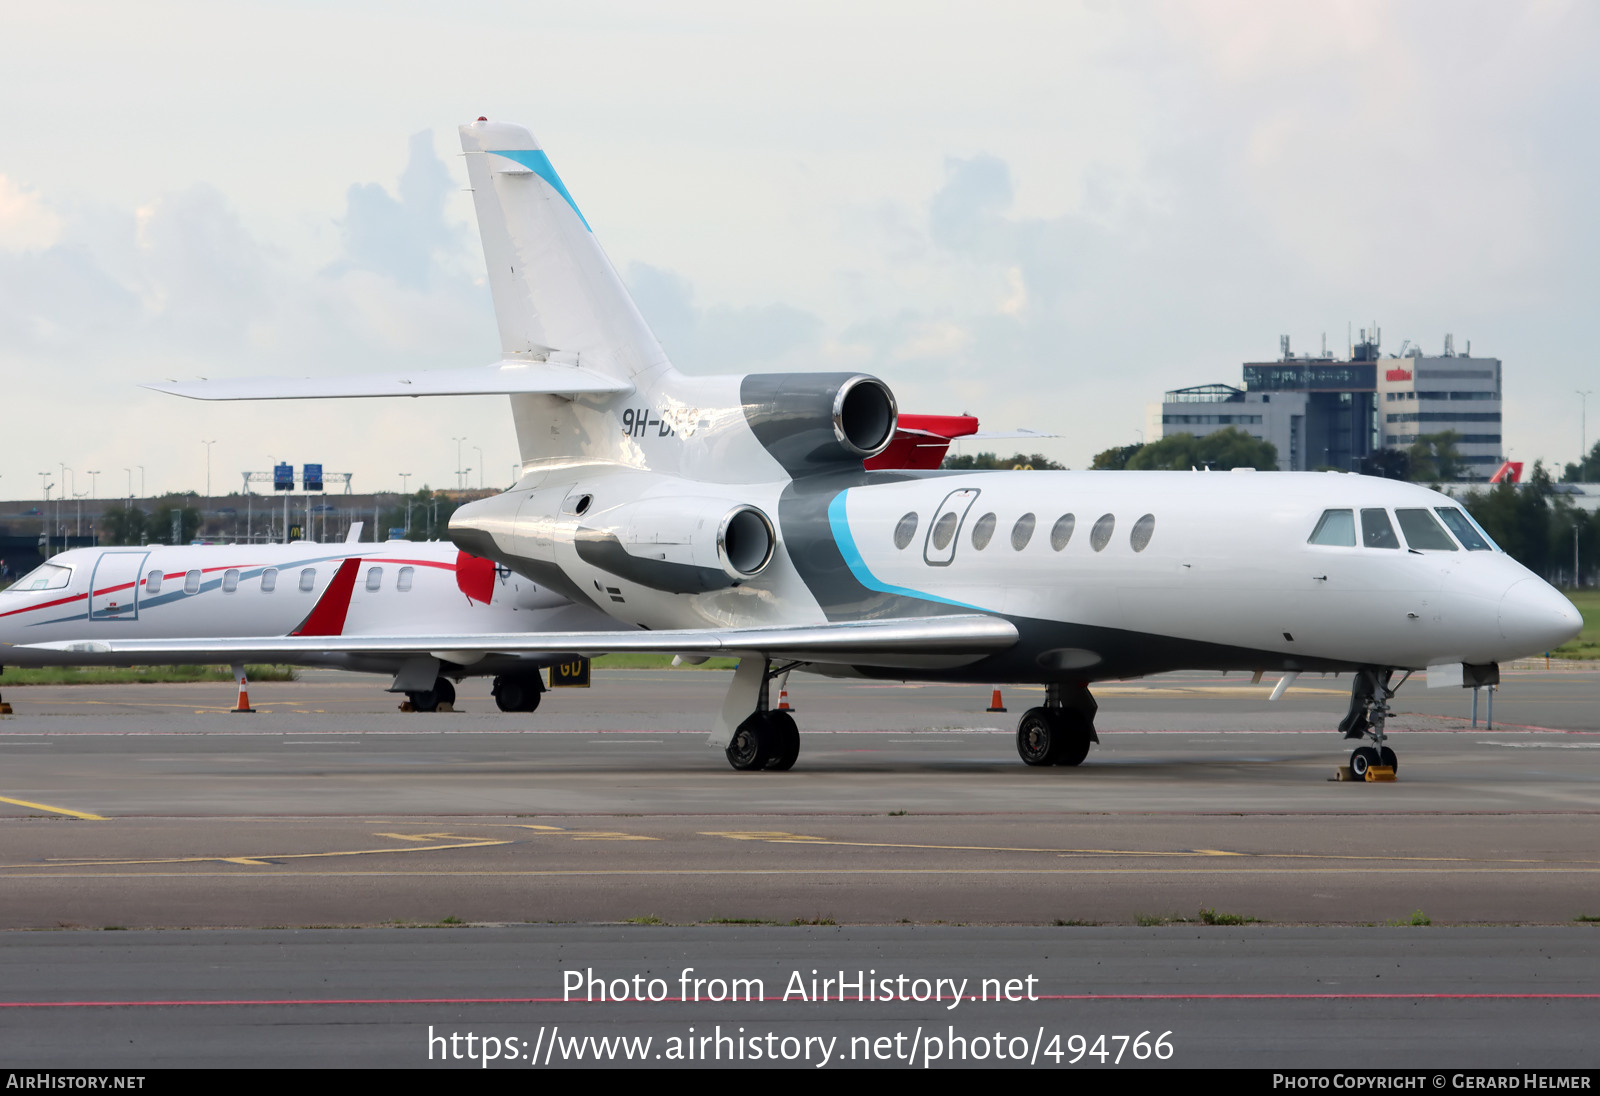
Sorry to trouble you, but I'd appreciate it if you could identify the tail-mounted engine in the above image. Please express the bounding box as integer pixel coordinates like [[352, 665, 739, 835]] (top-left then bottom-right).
[[575, 497, 776, 594], [739, 372, 898, 476]]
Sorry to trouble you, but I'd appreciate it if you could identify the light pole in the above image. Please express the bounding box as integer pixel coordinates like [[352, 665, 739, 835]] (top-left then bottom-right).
[[202, 439, 216, 499], [452, 437, 466, 490], [138, 465, 145, 498], [1580, 390, 1595, 482], [86, 470, 100, 498], [399, 472, 413, 535], [474, 447, 484, 489], [38, 472, 50, 500]]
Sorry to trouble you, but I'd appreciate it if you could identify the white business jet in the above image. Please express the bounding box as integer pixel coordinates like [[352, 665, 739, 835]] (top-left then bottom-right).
[[0, 537, 602, 712], [31, 119, 1582, 776]]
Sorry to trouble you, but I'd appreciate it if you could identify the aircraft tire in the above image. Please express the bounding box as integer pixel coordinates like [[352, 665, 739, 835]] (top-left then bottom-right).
[[726, 713, 774, 771], [1379, 746, 1398, 772], [1350, 746, 1381, 780], [1054, 708, 1094, 767], [764, 710, 800, 771], [408, 687, 440, 713], [435, 677, 456, 707], [493, 675, 543, 713], [1016, 707, 1060, 766]]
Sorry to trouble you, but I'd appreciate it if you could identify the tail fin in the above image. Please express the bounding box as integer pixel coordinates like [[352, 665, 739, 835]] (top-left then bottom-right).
[[460, 119, 669, 384]]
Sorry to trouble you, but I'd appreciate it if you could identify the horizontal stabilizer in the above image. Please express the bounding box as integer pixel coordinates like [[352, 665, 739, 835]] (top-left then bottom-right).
[[20, 614, 1017, 671], [144, 360, 632, 401]]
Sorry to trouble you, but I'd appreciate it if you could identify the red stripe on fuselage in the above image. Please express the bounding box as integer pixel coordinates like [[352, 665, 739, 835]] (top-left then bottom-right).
[[290, 558, 362, 637]]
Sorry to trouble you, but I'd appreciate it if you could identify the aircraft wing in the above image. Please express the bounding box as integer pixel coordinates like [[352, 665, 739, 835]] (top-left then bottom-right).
[[16, 614, 1018, 671], [144, 360, 632, 401]]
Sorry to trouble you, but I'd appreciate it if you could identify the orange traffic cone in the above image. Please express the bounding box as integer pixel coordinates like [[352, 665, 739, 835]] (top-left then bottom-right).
[[231, 668, 256, 714], [777, 687, 792, 710], [987, 688, 1006, 713]]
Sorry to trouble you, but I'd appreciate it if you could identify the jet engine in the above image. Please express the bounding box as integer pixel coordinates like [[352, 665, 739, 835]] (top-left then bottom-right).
[[739, 372, 898, 474], [574, 497, 776, 594]]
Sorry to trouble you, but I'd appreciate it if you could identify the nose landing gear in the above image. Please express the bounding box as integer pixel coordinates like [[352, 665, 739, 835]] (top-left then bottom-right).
[[1340, 667, 1408, 778]]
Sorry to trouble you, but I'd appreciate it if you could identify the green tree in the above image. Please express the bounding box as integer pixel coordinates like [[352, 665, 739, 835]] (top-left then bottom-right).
[[380, 488, 462, 540], [940, 451, 1065, 471], [145, 495, 202, 545], [1090, 443, 1143, 470], [98, 505, 149, 546], [1358, 448, 1412, 481], [1121, 428, 1278, 471], [1407, 431, 1464, 482], [1561, 440, 1600, 483]]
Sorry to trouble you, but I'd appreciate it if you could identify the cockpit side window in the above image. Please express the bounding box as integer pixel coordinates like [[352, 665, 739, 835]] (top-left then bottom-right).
[[1435, 507, 1494, 551], [1308, 510, 1356, 546], [1396, 509, 1458, 551], [1360, 509, 1400, 549], [10, 562, 73, 592]]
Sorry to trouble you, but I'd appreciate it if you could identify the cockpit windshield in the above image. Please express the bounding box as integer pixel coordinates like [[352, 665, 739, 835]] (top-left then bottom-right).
[[1434, 507, 1498, 552], [7, 562, 73, 592]]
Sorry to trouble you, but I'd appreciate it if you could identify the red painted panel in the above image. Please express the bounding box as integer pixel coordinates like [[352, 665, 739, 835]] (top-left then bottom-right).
[[455, 551, 496, 605]]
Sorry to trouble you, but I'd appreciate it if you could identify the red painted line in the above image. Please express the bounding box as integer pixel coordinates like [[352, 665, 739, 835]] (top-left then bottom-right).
[[0, 592, 87, 620], [3, 992, 1599, 1009]]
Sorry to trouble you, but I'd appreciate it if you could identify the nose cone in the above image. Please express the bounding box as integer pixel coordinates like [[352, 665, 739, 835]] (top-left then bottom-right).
[[1498, 579, 1583, 656]]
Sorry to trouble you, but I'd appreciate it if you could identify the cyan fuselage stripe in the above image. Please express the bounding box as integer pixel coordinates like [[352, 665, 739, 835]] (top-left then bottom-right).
[[826, 491, 984, 612], [490, 149, 592, 232]]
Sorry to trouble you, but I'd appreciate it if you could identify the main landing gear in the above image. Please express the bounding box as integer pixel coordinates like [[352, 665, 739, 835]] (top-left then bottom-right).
[[1339, 667, 1407, 778], [406, 676, 457, 713], [1015, 682, 1099, 767], [492, 673, 545, 713], [725, 659, 803, 772]]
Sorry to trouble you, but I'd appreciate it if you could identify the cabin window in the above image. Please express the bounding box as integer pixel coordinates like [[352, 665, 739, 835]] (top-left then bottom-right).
[[971, 512, 996, 550], [1360, 509, 1400, 549], [1011, 513, 1036, 551], [1050, 514, 1075, 551], [893, 512, 919, 550], [930, 512, 959, 551], [396, 566, 414, 592], [1130, 514, 1156, 552], [1435, 508, 1494, 551], [366, 566, 384, 591], [1396, 509, 1458, 551], [144, 570, 163, 595], [183, 570, 201, 595], [299, 567, 316, 593], [1308, 509, 1356, 546], [261, 567, 277, 593], [11, 562, 72, 592], [1090, 513, 1116, 552], [222, 569, 240, 593]]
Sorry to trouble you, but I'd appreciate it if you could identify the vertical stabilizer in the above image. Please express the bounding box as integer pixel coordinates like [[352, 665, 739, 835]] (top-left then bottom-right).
[[460, 119, 669, 384]]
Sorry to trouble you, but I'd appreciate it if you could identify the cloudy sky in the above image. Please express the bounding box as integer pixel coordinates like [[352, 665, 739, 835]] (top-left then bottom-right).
[[2, 1, 1597, 501]]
